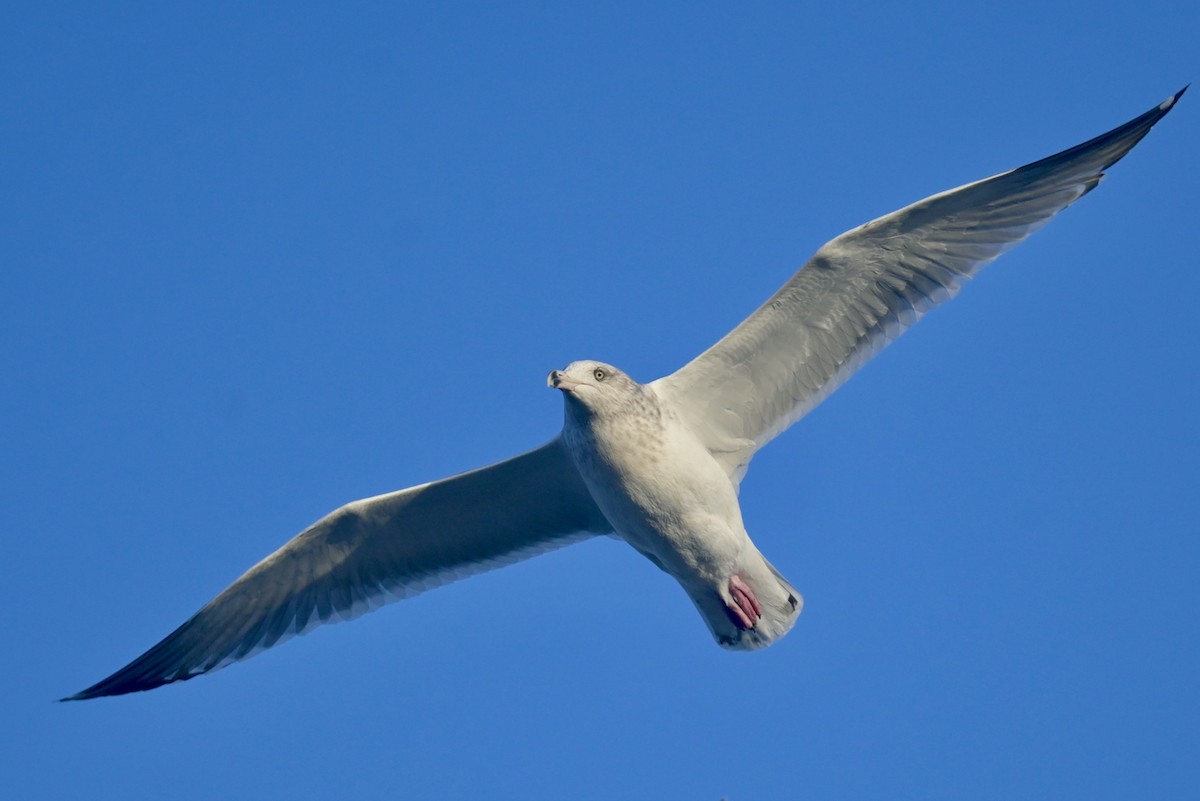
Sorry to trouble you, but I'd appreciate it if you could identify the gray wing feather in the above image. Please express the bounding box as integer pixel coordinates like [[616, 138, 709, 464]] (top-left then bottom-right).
[[654, 89, 1184, 483], [66, 438, 610, 699]]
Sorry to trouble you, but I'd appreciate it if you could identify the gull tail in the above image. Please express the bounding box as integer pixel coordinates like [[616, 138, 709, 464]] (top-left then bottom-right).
[[689, 553, 803, 650]]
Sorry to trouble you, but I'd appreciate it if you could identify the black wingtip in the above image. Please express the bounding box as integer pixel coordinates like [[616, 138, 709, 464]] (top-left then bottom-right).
[[60, 685, 104, 702], [60, 668, 171, 701], [1162, 85, 1188, 111], [59, 672, 181, 701]]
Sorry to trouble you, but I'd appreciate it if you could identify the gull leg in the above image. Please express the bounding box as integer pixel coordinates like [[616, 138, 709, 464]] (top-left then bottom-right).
[[726, 574, 762, 630]]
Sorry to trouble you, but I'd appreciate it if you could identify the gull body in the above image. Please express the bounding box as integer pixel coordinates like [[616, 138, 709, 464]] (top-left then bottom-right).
[[65, 88, 1184, 700], [551, 361, 800, 646]]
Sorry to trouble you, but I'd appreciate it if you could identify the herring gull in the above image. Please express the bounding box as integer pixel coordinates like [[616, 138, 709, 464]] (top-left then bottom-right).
[[65, 88, 1184, 700]]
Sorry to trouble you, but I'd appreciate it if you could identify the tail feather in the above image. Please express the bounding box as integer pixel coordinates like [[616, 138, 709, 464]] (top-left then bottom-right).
[[688, 554, 803, 650]]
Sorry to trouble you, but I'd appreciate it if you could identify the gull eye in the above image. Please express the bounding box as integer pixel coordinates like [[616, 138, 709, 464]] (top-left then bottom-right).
[[593, 368, 606, 381]]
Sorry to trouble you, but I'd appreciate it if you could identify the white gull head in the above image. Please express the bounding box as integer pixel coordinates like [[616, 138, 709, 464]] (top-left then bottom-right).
[[547, 360, 642, 416]]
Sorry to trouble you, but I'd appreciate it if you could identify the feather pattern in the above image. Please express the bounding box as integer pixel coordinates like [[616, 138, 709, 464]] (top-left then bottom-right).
[[65, 439, 611, 699], [654, 90, 1185, 483]]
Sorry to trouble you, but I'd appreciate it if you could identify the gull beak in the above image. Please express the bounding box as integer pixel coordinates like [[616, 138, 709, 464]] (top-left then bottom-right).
[[547, 370, 581, 392]]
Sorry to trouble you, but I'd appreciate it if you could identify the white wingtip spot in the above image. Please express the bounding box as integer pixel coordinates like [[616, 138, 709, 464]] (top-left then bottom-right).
[[1160, 86, 1187, 111]]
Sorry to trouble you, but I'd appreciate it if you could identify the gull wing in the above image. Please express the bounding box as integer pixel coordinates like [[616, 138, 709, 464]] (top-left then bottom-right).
[[654, 89, 1184, 483], [66, 438, 610, 699]]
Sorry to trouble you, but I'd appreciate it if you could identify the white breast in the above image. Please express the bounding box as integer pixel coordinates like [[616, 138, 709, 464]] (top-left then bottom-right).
[[562, 388, 750, 584]]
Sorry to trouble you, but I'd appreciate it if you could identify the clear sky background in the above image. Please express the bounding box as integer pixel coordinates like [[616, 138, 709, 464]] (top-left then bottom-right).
[[3, 3, 1196, 799]]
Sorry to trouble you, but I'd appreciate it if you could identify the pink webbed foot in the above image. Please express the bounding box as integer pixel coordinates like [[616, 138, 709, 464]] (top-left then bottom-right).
[[726, 574, 763, 630]]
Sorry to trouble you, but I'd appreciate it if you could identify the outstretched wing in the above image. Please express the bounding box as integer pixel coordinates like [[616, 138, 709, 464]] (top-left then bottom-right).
[[654, 89, 1184, 483], [66, 438, 611, 699]]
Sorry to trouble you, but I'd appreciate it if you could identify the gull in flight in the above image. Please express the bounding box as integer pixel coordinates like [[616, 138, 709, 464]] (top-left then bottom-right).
[[66, 89, 1184, 700]]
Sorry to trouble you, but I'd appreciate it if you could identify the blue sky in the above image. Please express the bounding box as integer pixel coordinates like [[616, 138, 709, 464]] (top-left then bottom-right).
[[3, 3, 1196, 799]]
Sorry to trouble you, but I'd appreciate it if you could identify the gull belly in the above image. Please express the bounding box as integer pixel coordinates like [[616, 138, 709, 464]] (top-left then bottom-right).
[[562, 387, 745, 581]]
